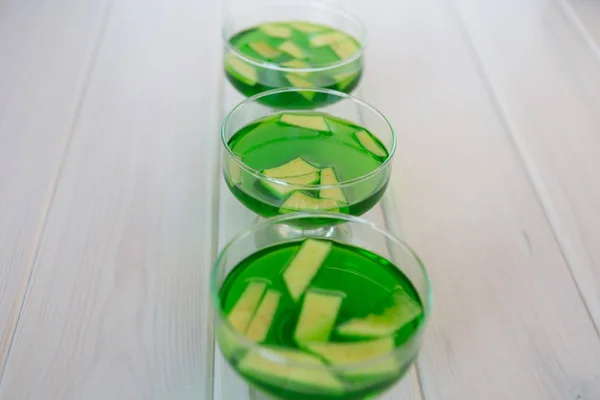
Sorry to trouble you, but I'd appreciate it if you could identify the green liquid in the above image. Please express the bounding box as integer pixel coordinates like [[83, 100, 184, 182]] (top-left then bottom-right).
[[225, 112, 390, 218], [218, 240, 424, 400], [225, 21, 363, 108]]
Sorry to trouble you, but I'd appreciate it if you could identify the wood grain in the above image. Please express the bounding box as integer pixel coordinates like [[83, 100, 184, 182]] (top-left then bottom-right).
[[0, 0, 110, 375], [0, 0, 222, 398], [355, 0, 600, 398], [449, 0, 600, 332]]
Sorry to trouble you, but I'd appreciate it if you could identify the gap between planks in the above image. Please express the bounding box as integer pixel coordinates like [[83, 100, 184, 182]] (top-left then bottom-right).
[[208, 2, 231, 399]]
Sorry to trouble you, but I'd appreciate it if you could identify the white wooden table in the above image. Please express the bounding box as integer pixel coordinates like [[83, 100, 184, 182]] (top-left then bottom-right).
[[1, 0, 599, 398]]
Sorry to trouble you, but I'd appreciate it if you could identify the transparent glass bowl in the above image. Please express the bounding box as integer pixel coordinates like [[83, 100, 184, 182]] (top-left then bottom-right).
[[223, 1, 367, 108], [211, 212, 432, 400], [222, 87, 396, 225]]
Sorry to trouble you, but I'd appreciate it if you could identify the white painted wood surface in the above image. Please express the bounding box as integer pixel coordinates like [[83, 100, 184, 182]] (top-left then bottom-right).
[[0, 0, 110, 376], [564, 0, 600, 58], [0, 0, 222, 398], [0, 0, 599, 399], [451, 0, 600, 337]]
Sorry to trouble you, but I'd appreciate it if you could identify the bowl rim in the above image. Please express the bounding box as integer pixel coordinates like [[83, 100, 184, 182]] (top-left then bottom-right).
[[221, 87, 396, 191]]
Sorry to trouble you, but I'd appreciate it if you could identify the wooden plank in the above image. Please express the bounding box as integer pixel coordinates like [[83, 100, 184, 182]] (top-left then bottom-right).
[[449, 0, 600, 332], [0, 0, 223, 398], [0, 0, 109, 375], [355, 0, 600, 398]]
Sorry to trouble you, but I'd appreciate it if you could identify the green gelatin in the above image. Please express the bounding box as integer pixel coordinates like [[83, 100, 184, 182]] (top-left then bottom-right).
[[224, 21, 363, 108], [218, 239, 424, 400], [224, 112, 390, 219]]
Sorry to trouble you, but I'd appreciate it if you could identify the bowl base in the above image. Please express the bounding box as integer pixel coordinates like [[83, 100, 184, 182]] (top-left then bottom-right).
[[253, 214, 353, 248]]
